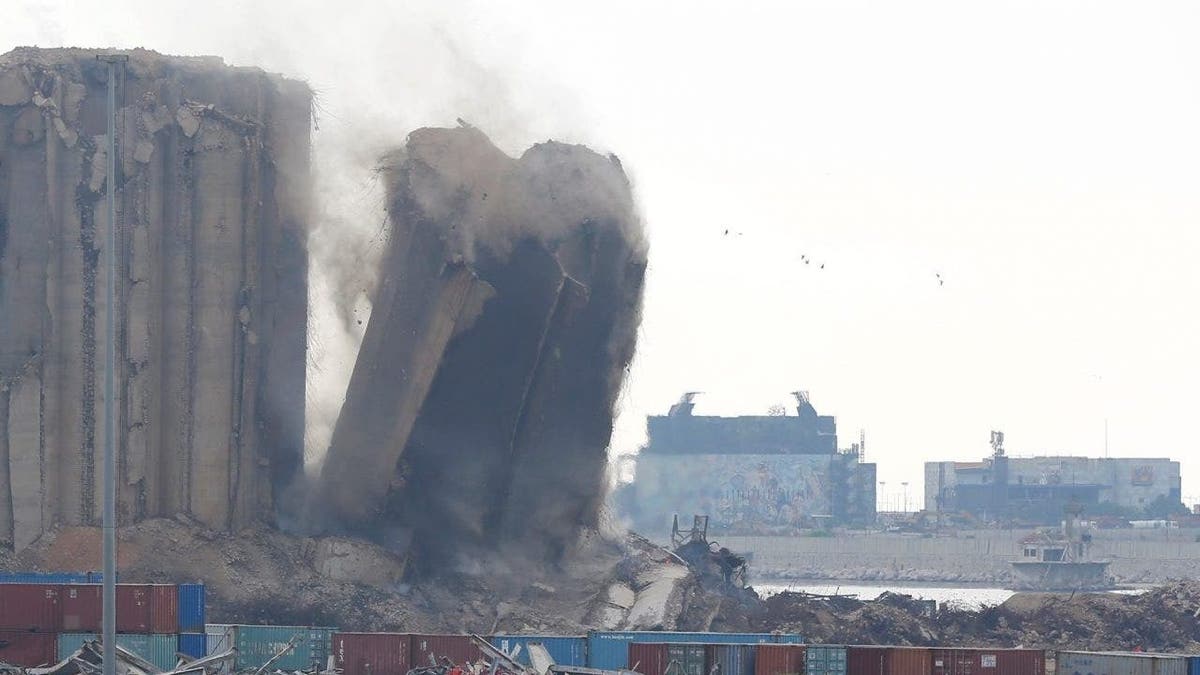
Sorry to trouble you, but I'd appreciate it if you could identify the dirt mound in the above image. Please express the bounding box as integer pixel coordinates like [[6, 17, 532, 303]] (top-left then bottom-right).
[[744, 582, 1200, 651]]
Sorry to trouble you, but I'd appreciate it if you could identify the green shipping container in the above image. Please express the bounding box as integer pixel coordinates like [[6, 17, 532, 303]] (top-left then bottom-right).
[[57, 634, 180, 672], [229, 625, 337, 671], [668, 644, 708, 675]]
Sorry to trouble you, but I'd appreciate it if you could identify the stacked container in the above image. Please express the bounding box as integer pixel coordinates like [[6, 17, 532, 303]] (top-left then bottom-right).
[[0, 580, 205, 667], [177, 583, 207, 658]]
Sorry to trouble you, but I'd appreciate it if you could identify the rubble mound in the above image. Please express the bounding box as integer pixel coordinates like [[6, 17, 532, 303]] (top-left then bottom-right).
[[747, 581, 1200, 651]]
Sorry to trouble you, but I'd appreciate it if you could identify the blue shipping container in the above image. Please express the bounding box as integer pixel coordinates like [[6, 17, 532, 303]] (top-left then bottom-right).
[[0, 573, 89, 584], [1189, 657, 1200, 675], [708, 644, 756, 675], [57, 634, 179, 672], [179, 634, 207, 659], [177, 584, 206, 633], [587, 632, 789, 670], [492, 636, 587, 666]]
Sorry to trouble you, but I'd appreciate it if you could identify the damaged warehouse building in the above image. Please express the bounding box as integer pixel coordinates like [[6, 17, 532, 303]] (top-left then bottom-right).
[[0, 48, 311, 548], [618, 392, 877, 535], [0, 47, 648, 568]]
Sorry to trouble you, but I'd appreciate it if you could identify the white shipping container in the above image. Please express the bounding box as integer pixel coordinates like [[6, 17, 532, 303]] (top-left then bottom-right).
[[1058, 651, 1187, 675]]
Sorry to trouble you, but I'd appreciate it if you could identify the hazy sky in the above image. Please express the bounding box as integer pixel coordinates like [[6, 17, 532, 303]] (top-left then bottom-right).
[[6, 1, 1199, 510]]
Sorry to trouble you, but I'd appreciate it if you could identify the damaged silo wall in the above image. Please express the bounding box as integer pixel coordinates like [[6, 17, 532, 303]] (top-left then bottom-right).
[[319, 127, 646, 562], [0, 48, 311, 548]]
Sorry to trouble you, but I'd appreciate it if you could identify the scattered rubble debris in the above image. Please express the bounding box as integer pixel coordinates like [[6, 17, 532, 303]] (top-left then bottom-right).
[[750, 580, 1200, 651]]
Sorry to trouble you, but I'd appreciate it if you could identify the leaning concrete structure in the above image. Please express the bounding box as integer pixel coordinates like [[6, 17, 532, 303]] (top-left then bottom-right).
[[0, 48, 311, 547], [318, 126, 646, 562]]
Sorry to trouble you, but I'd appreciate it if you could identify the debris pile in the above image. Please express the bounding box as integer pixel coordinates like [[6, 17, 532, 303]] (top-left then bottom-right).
[[749, 581, 1200, 651]]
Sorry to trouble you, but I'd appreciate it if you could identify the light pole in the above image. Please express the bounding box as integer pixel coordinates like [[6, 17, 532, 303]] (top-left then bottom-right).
[[96, 52, 126, 675], [878, 481, 886, 513], [901, 482, 909, 513]]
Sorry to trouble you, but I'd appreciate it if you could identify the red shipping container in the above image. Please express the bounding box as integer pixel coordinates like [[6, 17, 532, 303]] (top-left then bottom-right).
[[849, 646, 889, 675], [116, 585, 153, 633], [0, 631, 57, 666], [409, 635, 483, 668], [630, 643, 670, 675], [0, 584, 61, 632], [886, 648, 931, 675], [149, 585, 178, 634], [61, 585, 102, 632], [756, 645, 805, 675], [334, 633, 411, 675], [931, 649, 1045, 675]]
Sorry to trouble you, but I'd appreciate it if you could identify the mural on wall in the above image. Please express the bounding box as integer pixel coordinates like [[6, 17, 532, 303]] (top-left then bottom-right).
[[1131, 466, 1155, 486], [633, 454, 835, 534]]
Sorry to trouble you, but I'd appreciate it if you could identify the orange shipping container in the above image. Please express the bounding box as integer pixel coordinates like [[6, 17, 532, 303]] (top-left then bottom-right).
[[149, 585, 178, 634], [886, 648, 931, 675], [757, 645, 806, 675]]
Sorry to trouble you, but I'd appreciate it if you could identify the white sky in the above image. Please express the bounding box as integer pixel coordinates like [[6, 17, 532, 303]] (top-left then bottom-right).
[[6, 0, 1200, 509]]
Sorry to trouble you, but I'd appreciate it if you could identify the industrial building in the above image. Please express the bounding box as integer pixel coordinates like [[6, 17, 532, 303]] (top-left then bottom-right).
[[925, 433, 1183, 524], [620, 392, 877, 535]]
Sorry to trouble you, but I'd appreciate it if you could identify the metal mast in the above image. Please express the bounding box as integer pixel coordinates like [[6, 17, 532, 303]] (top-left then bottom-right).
[[97, 52, 127, 675]]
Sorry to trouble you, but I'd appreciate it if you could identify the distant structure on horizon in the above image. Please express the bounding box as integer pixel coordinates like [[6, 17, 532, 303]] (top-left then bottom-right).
[[617, 392, 877, 535], [925, 431, 1182, 525]]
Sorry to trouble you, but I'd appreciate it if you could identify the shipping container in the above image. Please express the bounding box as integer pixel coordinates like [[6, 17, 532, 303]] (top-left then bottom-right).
[[668, 643, 708, 675], [807, 646, 848, 675], [1188, 657, 1200, 675], [116, 585, 153, 634], [629, 643, 670, 675], [0, 583, 61, 632], [931, 649, 1044, 675], [57, 633, 180, 671], [848, 646, 888, 675], [588, 632, 788, 670], [708, 644, 756, 675], [333, 632, 411, 675], [179, 634, 207, 659], [492, 636, 587, 667], [410, 634, 484, 668], [0, 573, 89, 584], [61, 584, 102, 632], [206, 624, 233, 656], [1058, 651, 1186, 675], [211, 625, 337, 671], [177, 584, 206, 633], [0, 630, 57, 666], [886, 648, 931, 675], [149, 585, 178, 634], [755, 644, 805, 675]]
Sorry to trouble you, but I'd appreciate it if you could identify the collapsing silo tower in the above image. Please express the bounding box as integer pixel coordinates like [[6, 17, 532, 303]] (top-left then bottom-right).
[[0, 48, 311, 548], [318, 126, 646, 563]]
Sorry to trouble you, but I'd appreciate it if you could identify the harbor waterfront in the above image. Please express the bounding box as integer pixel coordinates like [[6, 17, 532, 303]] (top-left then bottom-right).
[[754, 581, 1150, 608]]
